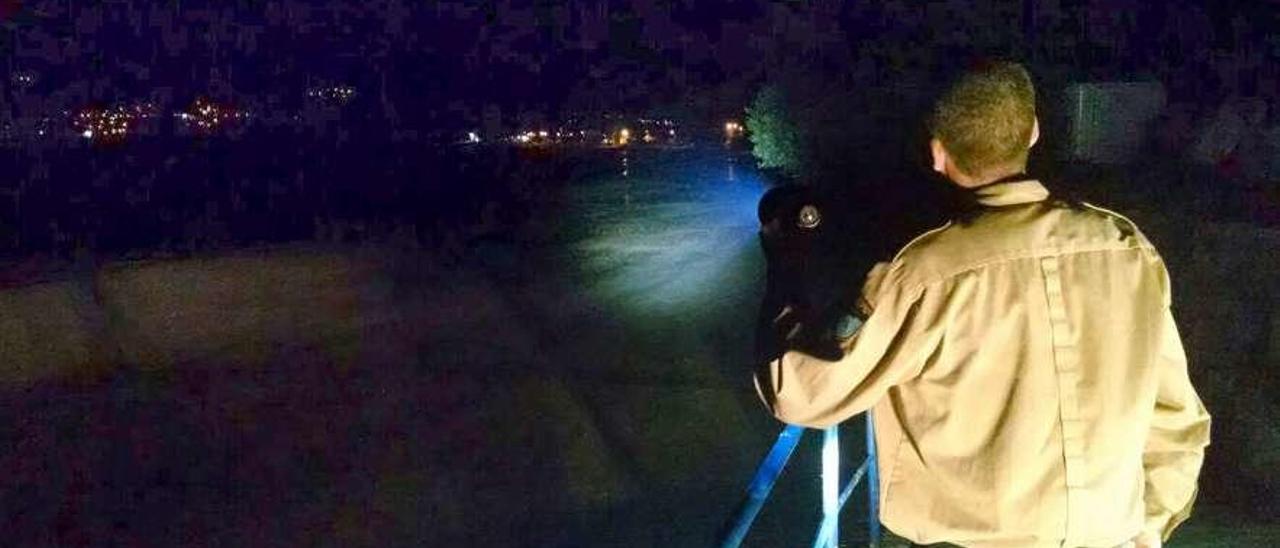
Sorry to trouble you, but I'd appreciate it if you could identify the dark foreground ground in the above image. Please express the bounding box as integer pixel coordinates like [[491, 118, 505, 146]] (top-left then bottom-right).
[[1, 147, 1277, 546]]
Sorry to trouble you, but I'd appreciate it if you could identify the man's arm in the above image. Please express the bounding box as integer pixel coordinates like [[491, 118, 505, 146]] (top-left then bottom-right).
[[754, 265, 945, 428], [1142, 305, 1211, 542]]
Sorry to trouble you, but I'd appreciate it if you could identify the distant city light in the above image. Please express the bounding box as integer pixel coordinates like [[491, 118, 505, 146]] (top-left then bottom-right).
[[725, 121, 744, 142], [73, 104, 149, 143], [506, 118, 680, 149], [468, 131, 481, 143], [307, 84, 358, 106], [177, 98, 248, 134], [10, 71, 36, 89]]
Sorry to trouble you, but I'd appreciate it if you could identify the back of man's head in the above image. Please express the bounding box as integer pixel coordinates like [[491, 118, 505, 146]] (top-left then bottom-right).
[[930, 61, 1037, 180]]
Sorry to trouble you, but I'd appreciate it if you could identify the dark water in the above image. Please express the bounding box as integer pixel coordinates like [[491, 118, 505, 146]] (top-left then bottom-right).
[[0, 134, 597, 261]]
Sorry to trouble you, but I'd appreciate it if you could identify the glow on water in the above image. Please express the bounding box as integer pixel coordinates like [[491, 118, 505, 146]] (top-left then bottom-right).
[[565, 150, 766, 317]]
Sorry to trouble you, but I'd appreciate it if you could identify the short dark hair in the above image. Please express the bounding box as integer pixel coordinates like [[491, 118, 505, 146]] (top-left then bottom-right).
[[930, 61, 1036, 178]]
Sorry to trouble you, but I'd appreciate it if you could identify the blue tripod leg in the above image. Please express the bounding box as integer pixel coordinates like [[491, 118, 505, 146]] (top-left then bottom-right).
[[812, 453, 871, 547], [720, 424, 806, 548], [811, 425, 840, 548], [824, 425, 840, 548], [867, 412, 881, 547]]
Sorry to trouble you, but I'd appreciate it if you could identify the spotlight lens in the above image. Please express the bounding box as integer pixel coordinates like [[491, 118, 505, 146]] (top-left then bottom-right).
[[797, 204, 821, 229]]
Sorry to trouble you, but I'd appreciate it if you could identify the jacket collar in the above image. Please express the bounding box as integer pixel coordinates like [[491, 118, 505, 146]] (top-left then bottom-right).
[[971, 179, 1050, 207]]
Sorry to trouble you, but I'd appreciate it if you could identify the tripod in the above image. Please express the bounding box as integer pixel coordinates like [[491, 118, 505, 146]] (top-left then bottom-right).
[[721, 413, 881, 548]]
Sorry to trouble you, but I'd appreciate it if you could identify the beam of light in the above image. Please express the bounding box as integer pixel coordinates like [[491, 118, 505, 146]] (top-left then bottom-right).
[[567, 152, 765, 319]]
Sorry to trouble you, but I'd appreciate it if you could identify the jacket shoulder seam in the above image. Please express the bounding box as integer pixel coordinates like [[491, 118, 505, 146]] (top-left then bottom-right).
[[1080, 202, 1155, 249], [890, 221, 955, 265]]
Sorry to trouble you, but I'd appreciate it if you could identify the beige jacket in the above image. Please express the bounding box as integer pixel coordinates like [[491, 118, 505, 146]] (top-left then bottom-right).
[[756, 181, 1210, 548]]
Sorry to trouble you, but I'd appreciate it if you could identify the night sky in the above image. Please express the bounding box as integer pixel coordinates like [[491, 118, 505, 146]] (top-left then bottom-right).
[[3, 0, 1274, 133]]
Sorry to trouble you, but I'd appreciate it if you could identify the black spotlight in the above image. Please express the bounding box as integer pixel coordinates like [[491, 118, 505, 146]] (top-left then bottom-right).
[[755, 184, 864, 363]]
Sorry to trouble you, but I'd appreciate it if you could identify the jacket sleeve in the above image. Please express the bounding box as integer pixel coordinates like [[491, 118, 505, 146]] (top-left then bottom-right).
[[754, 265, 945, 428], [1143, 304, 1211, 541]]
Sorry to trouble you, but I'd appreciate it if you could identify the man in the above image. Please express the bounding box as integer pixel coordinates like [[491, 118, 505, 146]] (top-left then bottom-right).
[[755, 62, 1211, 548]]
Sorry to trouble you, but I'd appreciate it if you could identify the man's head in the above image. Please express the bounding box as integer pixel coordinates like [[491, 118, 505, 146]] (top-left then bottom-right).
[[929, 61, 1039, 187]]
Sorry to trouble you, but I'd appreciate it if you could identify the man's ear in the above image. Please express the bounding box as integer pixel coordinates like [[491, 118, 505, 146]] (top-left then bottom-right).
[[930, 138, 947, 174], [1029, 117, 1040, 148]]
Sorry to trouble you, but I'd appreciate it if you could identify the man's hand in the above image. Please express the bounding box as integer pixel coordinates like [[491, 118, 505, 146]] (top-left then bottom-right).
[[773, 305, 803, 342], [857, 262, 890, 317]]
